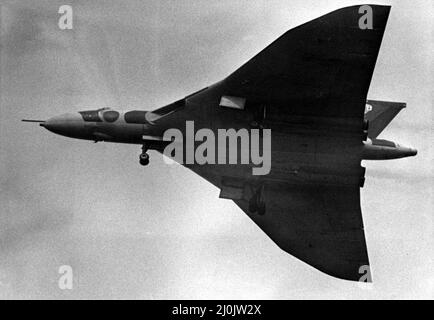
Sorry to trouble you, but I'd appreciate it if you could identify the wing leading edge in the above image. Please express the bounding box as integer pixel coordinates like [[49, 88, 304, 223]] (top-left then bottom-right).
[[221, 5, 391, 121]]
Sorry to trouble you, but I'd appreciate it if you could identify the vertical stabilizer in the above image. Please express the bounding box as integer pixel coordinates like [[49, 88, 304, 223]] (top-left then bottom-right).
[[365, 100, 406, 138]]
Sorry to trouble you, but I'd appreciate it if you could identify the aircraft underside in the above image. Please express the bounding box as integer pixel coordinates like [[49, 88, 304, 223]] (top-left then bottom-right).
[[23, 5, 417, 282]]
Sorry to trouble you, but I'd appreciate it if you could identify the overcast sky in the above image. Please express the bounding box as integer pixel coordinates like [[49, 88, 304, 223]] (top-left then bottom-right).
[[0, 0, 432, 299]]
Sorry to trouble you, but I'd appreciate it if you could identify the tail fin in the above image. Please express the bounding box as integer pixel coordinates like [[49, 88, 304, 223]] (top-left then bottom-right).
[[365, 100, 406, 138]]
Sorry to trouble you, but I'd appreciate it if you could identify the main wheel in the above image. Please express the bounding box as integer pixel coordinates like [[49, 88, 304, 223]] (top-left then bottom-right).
[[257, 202, 265, 216], [248, 186, 266, 215], [139, 153, 150, 166], [248, 196, 258, 213]]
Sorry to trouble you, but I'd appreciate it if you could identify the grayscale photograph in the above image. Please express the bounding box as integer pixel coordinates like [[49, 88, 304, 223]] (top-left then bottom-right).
[[0, 0, 432, 301]]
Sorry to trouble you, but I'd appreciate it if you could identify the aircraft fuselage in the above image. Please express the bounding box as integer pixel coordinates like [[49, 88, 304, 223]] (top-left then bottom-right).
[[33, 104, 416, 188]]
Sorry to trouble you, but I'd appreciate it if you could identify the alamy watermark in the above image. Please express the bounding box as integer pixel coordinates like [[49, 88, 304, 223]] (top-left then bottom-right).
[[358, 5, 373, 30], [58, 265, 73, 290], [358, 265, 373, 290], [58, 5, 73, 30], [161, 121, 271, 176]]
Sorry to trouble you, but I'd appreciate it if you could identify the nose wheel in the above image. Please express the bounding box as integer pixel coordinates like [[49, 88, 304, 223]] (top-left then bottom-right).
[[139, 144, 150, 166]]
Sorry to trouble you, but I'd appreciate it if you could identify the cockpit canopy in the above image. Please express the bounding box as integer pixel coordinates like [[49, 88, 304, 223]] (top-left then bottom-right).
[[102, 110, 120, 122], [79, 108, 120, 123], [79, 109, 102, 122]]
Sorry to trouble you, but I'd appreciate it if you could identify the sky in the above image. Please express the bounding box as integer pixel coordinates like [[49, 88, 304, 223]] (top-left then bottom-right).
[[0, 0, 432, 299]]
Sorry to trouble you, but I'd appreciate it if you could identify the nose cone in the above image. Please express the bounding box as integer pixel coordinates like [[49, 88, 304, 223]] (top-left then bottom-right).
[[42, 113, 85, 138]]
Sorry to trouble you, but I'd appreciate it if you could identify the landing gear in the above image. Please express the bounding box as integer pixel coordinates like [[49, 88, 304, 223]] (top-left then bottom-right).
[[249, 184, 266, 215], [250, 104, 266, 129], [139, 143, 150, 166], [139, 153, 149, 166]]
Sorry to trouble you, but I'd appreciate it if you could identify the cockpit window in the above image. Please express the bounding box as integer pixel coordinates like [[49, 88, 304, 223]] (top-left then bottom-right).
[[124, 111, 147, 123], [79, 110, 102, 122], [102, 110, 120, 122]]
